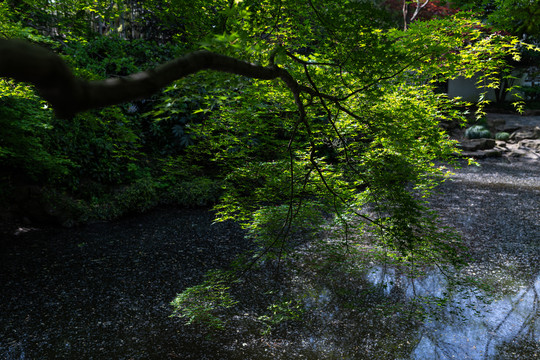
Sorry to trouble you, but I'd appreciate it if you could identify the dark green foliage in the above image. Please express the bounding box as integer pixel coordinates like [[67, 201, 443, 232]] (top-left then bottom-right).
[[474, 117, 489, 128], [0, 6, 198, 217], [160, 177, 222, 207], [64, 35, 182, 79], [465, 125, 492, 139], [449, 0, 540, 41], [47, 107, 142, 187], [31, 174, 222, 226], [257, 299, 304, 335], [142, 78, 208, 155], [246, 201, 326, 260], [114, 178, 159, 214], [0, 95, 71, 182], [520, 85, 540, 102]]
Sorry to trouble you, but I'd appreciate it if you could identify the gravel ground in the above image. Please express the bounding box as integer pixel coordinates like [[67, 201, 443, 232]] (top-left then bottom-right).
[[0, 156, 538, 359], [0, 209, 253, 359], [429, 158, 540, 287]]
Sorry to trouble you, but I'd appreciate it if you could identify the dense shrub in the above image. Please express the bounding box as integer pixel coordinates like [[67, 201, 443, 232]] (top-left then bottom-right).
[[0, 94, 71, 182], [64, 35, 181, 79], [465, 125, 492, 139], [161, 177, 223, 207], [495, 132, 510, 141], [114, 178, 159, 214]]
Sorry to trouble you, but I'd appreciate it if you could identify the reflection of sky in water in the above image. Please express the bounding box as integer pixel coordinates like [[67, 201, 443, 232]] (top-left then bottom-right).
[[368, 268, 540, 359]]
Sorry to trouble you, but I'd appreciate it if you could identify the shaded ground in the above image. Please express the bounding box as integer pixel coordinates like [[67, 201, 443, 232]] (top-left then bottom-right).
[[0, 155, 538, 359], [0, 209, 253, 359], [430, 158, 540, 286]]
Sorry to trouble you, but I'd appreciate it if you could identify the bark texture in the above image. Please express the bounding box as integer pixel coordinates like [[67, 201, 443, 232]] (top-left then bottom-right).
[[0, 39, 298, 118]]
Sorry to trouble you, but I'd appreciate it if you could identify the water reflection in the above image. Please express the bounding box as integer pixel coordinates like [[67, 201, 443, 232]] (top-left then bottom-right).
[[367, 267, 540, 359]]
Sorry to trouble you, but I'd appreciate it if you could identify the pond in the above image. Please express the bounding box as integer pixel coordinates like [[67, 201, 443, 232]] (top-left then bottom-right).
[[0, 159, 538, 359], [369, 267, 539, 359]]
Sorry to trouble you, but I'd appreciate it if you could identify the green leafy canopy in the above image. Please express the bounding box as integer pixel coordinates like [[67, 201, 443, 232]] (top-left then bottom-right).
[[1, 0, 538, 330]]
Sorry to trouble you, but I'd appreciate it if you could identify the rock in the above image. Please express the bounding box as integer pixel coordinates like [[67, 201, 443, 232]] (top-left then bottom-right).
[[461, 149, 502, 159], [488, 118, 506, 132], [463, 114, 540, 161], [509, 126, 540, 142], [495, 146, 510, 153], [484, 149, 502, 158], [462, 151, 487, 159], [459, 138, 496, 151], [503, 125, 521, 133], [507, 149, 528, 158], [519, 139, 540, 151]]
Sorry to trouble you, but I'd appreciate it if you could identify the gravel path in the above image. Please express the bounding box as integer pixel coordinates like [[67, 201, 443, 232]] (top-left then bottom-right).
[[429, 158, 540, 284]]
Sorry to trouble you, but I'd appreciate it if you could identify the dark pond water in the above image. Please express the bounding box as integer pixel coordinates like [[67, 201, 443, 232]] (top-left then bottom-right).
[[1, 159, 539, 359]]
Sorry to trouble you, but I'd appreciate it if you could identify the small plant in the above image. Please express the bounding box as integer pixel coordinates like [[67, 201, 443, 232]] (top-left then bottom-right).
[[465, 125, 492, 139], [257, 299, 304, 335], [170, 270, 237, 330], [495, 132, 510, 141]]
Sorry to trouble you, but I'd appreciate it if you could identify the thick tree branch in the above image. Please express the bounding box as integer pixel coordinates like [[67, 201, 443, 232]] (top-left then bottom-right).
[[0, 39, 302, 118]]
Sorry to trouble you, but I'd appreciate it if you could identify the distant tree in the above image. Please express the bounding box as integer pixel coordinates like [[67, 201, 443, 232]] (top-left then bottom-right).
[[449, 0, 540, 41], [383, 0, 459, 29]]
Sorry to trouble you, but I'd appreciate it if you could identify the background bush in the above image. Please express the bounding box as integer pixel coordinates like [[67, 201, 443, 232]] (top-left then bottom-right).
[[465, 125, 492, 139], [495, 132, 510, 141]]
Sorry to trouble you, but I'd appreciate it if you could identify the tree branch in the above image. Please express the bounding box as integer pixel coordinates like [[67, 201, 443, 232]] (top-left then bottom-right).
[[410, 0, 429, 23], [0, 39, 299, 118]]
